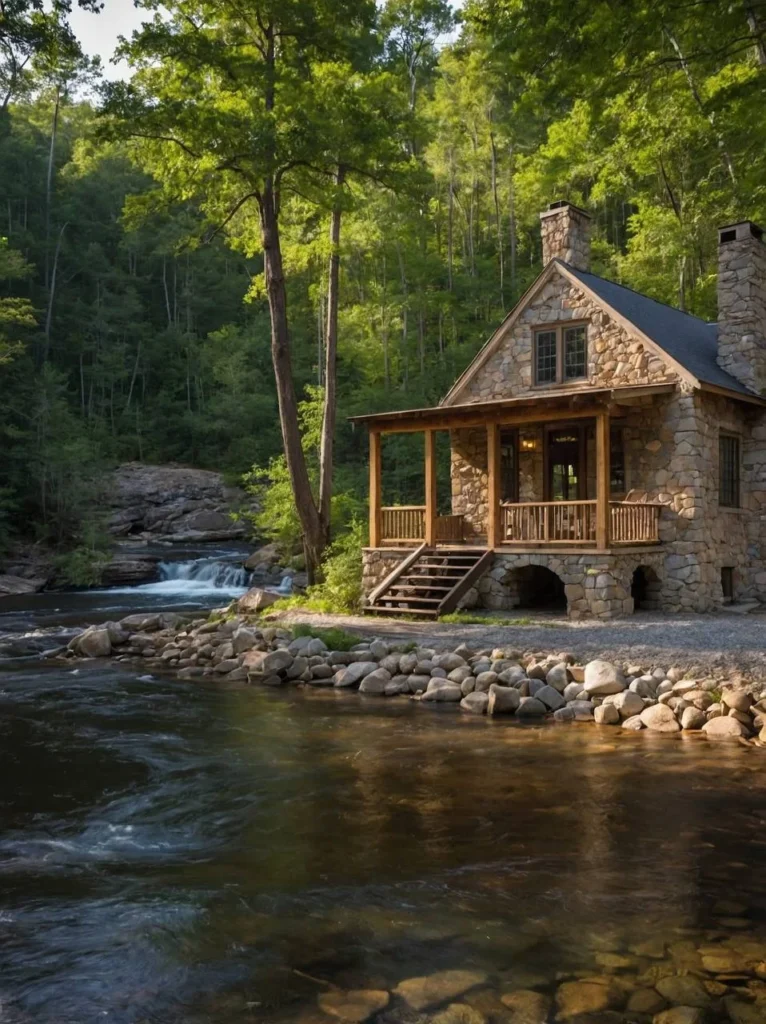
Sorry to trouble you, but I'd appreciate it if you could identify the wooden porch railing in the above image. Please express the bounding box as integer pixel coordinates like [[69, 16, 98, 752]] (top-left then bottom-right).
[[380, 505, 425, 543], [380, 507, 466, 545], [610, 502, 662, 544], [501, 500, 597, 544], [500, 500, 662, 545]]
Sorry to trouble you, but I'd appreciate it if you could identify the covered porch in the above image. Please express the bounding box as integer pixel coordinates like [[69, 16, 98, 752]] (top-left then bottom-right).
[[352, 386, 668, 553]]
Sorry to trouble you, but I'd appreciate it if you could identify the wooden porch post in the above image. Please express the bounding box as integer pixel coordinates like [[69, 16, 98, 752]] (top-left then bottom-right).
[[369, 430, 381, 548], [596, 410, 610, 550], [487, 422, 501, 548], [424, 429, 437, 546]]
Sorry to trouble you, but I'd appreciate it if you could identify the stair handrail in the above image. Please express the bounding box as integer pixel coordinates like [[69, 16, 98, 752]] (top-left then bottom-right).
[[368, 542, 429, 606]]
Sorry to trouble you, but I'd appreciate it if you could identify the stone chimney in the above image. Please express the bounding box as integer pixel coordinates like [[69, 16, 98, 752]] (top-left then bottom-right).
[[539, 200, 591, 271], [717, 220, 766, 394]]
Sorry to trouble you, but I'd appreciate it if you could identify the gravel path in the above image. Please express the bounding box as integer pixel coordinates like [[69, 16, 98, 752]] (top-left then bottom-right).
[[277, 609, 766, 679]]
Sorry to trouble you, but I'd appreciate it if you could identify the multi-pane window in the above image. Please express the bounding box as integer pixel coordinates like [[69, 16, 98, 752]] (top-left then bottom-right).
[[535, 331, 557, 384], [534, 323, 588, 385], [719, 434, 740, 508]]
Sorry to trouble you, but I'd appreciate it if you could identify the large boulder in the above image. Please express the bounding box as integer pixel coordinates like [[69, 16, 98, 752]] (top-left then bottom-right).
[[0, 574, 47, 595], [75, 627, 112, 658], [460, 692, 488, 715], [393, 971, 488, 1011], [487, 684, 520, 715], [703, 716, 749, 741], [604, 690, 644, 719], [421, 680, 462, 702], [359, 669, 391, 694], [535, 684, 565, 712], [334, 661, 379, 688], [238, 588, 280, 614], [640, 703, 680, 733], [106, 462, 251, 541], [583, 660, 625, 696]]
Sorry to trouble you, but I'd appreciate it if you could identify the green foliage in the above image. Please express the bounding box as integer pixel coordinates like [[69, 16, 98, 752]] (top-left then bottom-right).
[[290, 623, 362, 651], [53, 518, 111, 586], [440, 612, 535, 626], [309, 520, 365, 612]]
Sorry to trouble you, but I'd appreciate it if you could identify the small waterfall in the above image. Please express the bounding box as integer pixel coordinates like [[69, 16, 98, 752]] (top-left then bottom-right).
[[158, 559, 250, 589]]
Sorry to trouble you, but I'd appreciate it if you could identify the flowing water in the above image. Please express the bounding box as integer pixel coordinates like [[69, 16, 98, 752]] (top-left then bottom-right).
[[2, 557, 766, 1022]]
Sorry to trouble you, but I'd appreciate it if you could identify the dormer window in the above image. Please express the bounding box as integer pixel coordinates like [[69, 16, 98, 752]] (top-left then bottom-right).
[[534, 323, 588, 386]]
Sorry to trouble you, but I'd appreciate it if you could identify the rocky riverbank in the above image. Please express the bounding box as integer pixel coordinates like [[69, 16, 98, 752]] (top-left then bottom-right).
[[63, 610, 766, 745]]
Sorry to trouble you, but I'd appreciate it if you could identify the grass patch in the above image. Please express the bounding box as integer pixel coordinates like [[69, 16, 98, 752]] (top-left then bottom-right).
[[290, 623, 361, 651], [440, 612, 535, 626]]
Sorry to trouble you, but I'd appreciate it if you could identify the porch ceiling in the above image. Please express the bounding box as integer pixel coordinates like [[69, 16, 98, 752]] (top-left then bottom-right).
[[349, 382, 676, 433]]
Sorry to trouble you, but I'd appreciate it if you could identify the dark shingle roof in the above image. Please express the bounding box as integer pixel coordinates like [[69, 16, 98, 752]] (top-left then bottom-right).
[[562, 261, 757, 397]]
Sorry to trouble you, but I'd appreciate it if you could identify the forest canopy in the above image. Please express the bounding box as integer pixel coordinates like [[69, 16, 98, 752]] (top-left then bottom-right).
[[1, 0, 765, 564]]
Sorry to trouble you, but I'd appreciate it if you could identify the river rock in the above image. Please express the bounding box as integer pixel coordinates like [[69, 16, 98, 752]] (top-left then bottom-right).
[[99, 558, 159, 587], [408, 674, 431, 693], [399, 653, 418, 675], [487, 684, 520, 714], [640, 704, 680, 732], [474, 671, 498, 692], [460, 692, 488, 715], [252, 649, 293, 675], [583, 660, 625, 695], [380, 654, 401, 675], [655, 975, 710, 1008], [333, 661, 379, 688], [535, 684, 565, 711], [497, 666, 526, 686], [393, 970, 488, 1011], [555, 978, 620, 1019], [245, 542, 279, 570], [567, 699, 595, 720], [702, 716, 749, 740], [238, 588, 280, 613], [318, 989, 390, 1022], [546, 662, 569, 692], [653, 1009, 705, 1024], [516, 697, 546, 717], [232, 627, 259, 654], [563, 682, 584, 701], [722, 689, 754, 713], [553, 706, 576, 722], [422, 680, 462, 702], [431, 1004, 486, 1024], [385, 676, 410, 696], [76, 627, 112, 658], [359, 668, 391, 694], [622, 714, 644, 730], [604, 690, 644, 719], [626, 989, 666, 1014], [434, 653, 466, 672], [594, 703, 619, 725], [681, 706, 706, 730], [499, 989, 551, 1024]]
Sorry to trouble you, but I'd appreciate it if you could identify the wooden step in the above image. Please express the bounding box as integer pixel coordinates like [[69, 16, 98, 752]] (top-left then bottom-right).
[[365, 547, 492, 619]]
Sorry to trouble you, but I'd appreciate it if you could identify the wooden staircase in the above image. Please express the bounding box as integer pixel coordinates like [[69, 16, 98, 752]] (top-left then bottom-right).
[[364, 545, 494, 619]]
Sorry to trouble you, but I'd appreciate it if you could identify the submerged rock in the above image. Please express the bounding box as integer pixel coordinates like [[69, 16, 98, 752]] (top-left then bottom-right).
[[555, 978, 620, 1019], [499, 989, 551, 1024], [318, 989, 390, 1022], [703, 716, 749, 740], [393, 970, 488, 1011]]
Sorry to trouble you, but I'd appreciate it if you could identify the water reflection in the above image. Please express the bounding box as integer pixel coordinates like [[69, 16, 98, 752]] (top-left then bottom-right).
[[0, 663, 765, 1022]]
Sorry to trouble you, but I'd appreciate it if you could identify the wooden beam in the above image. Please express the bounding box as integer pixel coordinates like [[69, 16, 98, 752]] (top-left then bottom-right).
[[487, 422, 501, 548], [371, 405, 609, 436], [369, 430, 381, 548], [596, 410, 610, 550], [424, 430, 437, 546]]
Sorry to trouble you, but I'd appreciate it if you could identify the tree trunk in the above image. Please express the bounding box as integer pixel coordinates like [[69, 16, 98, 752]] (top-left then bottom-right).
[[318, 165, 345, 546], [260, 180, 324, 582], [508, 144, 517, 300], [489, 123, 504, 309], [45, 87, 61, 291], [746, 5, 766, 65], [44, 222, 68, 360]]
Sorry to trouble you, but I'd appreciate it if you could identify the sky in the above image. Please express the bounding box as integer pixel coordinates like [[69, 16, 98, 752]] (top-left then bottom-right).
[[68, 0, 464, 81]]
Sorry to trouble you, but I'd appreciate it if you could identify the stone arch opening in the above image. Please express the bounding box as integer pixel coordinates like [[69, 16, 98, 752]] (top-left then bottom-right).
[[631, 565, 661, 611], [506, 564, 567, 612]]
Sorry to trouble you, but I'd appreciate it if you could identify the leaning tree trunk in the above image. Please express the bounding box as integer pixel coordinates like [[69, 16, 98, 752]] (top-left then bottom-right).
[[260, 179, 325, 582], [318, 165, 345, 548]]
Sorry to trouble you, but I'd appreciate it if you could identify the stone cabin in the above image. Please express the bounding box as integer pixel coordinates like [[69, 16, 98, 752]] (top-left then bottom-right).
[[353, 202, 766, 619]]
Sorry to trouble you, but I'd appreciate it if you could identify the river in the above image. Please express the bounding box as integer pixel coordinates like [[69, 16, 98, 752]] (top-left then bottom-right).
[[1, 552, 765, 1022]]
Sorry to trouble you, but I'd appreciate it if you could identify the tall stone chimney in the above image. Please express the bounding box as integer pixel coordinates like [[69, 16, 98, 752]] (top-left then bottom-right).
[[539, 200, 591, 271], [717, 220, 766, 394]]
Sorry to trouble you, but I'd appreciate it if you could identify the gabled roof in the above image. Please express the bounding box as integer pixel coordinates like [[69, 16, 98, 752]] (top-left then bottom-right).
[[564, 263, 757, 398], [443, 259, 764, 407]]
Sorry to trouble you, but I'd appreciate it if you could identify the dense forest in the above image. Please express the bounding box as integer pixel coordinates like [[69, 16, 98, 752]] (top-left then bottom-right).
[[2, 0, 766, 575]]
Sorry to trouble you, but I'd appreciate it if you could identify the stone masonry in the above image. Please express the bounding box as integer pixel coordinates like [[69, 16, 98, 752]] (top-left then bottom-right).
[[540, 201, 591, 271], [717, 221, 766, 395]]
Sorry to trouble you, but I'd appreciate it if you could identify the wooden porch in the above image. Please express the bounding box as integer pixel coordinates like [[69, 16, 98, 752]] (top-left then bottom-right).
[[356, 386, 670, 554]]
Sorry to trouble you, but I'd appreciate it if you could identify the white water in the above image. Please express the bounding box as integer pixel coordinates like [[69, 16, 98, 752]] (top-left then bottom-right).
[[108, 558, 251, 598]]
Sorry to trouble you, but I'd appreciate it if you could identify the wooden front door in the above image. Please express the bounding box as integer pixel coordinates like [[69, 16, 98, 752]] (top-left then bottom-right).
[[545, 426, 585, 501]]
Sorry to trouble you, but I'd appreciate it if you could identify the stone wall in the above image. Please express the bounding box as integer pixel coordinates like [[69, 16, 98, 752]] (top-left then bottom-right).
[[451, 270, 679, 405], [449, 428, 487, 539]]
